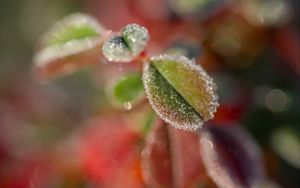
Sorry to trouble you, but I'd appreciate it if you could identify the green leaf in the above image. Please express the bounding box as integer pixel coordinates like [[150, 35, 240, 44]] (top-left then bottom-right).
[[33, 13, 106, 82], [40, 13, 103, 47], [143, 62, 202, 131], [110, 73, 145, 109], [44, 25, 100, 47], [143, 54, 218, 131]]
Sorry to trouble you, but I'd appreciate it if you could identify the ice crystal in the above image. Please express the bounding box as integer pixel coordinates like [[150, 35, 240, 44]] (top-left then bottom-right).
[[121, 24, 149, 56], [102, 36, 132, 62]]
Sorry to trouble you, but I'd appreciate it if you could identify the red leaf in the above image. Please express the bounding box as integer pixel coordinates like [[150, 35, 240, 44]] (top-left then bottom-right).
[[142, 121, 206, 188], [78, 116, 144, 187], [199, 124, 266, 188]]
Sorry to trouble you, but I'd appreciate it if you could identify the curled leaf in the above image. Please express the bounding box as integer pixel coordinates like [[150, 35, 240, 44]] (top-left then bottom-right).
[[199, 125, 266, 188], [143, 54, 218, 131], [33, 13, 106, 82], [108, 72, 145, 110], [102, 24, 149, 62]]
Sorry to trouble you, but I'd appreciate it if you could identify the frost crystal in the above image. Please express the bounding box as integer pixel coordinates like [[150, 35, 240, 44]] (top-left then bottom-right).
[[102, 23, 149, 62], [102, 36, 132, 62], [121, 24, 149, 56]]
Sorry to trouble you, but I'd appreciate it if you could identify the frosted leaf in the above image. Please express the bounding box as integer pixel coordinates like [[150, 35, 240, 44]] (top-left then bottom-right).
[[121, 24, 149, 56], [102, 36, 132, 62], [102, 23, 149, 62], [151, 54, 219, 121], [35, 13, 105, 67], [199, 125, 266, 188], [143, 63, 202, 131], [40, 13, 104, 47], [33, 13, 106, 81]]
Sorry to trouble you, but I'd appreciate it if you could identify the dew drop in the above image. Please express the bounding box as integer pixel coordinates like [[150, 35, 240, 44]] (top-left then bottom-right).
[[123, 101, 133, 110]]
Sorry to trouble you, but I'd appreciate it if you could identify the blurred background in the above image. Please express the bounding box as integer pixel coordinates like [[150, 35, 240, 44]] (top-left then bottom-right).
[[0, 0, 299, 187]]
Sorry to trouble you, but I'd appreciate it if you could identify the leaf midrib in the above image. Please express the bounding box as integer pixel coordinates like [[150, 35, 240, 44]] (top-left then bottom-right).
[[150, 63, 203, 121]]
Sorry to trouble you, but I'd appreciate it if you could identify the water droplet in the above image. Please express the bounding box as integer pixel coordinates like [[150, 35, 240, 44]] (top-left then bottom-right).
[[123, 101, 133, 110]]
